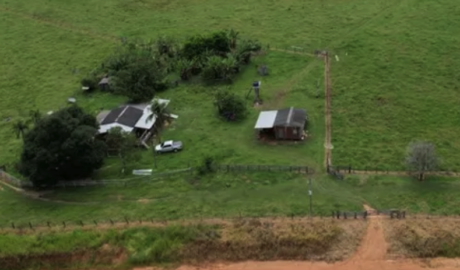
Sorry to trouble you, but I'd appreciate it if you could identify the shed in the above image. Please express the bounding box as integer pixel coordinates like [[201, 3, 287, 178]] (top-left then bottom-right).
[[254, 107, 307, 140], [99, 77, 110, 91]]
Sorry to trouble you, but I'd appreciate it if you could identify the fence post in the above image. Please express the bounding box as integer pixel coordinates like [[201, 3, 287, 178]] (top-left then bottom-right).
[[47, 222, 51, 228], [336, 211, 340, 219], [63, 221, 66, 228], [11, 222, 15, 229], [344, 213, 347, 219], [94, 220, 98, 226], [348, 165, 351, 173], [110, 219, 114, 225], [363, 211, 367, 219], [29, 222, 33, 230], [354, 212, 357, 219], [125, 217, 129, 225], [80, 220, 84, 227]]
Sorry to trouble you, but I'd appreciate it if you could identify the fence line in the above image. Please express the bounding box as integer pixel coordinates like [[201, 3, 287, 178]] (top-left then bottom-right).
[[213, 164, 310, 174], [0, 212, 367, 232], [0, 164, 311, 189], [328, 165, 460, 178]]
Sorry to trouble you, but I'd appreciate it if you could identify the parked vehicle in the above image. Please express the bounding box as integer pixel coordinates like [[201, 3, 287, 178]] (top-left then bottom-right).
[[154, 140, 183, 153]]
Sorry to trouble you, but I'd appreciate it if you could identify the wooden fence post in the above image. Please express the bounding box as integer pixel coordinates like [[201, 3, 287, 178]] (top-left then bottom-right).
[[110, 219, 114, 225], [363, 211, 367, 219], [47, 222, 51, 228], [63, 221, 66, 228], [354, 212, 357, 219], [11, 222, 15, 229], [125, 217, 129, 225], [94, 220, 98, 226], [80, 220, 84, 227], [348, 165, 351, 173]]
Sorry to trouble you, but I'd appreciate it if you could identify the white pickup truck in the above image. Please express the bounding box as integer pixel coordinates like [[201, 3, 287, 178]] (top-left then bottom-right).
[[154, 140, 183, 153]]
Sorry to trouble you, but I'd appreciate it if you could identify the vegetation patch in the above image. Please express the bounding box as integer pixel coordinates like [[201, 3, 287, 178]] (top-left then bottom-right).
[[0, 220, 365, 269], [383, 219, 460, 258]]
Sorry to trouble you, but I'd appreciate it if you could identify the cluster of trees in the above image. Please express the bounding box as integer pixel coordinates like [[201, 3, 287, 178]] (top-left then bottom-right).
[[16, 100, 172, 187], [19, 106, 108, 187], [82, 29, 262, 102]]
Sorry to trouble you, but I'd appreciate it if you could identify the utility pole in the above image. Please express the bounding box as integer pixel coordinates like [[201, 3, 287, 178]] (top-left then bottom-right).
[[308, 177, 312, 218]]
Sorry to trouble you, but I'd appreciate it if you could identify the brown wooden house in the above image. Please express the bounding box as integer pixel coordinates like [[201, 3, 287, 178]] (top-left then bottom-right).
[[254, 107, 307, 140]]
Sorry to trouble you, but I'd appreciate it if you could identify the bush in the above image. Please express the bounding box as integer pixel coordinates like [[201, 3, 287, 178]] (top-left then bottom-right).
[[213, 89, 248, 121], [80, 76, 99, 90], [182, 31, 231, 60], [101, 42, 168, 102]]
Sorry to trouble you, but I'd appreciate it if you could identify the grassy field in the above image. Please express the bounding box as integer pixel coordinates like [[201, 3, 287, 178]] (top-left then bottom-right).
[[3, 172, 460, 228], [331, 0, 460, 170], [0, 172, 364, 227]]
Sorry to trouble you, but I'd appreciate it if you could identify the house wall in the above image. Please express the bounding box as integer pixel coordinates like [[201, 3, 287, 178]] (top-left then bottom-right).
[[274, 126, 303, 140]]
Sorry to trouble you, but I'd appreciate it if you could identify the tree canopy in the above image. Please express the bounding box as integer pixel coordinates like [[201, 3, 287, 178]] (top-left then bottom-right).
[[19, 106, 107, 187]]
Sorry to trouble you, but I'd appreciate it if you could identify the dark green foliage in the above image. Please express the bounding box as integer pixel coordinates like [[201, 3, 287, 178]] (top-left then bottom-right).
[[80, 76, 99, 90], [201, 55, 238, 84], [156, 36, 178, 58], [19, 106, 107, 187], [213, 89, 248, 121], [105, 127, 140, 173], [111, 58, 168, 102], [102, 42, 168, 102], [182, 31, 231, 60], [197, 156, 215, 175]]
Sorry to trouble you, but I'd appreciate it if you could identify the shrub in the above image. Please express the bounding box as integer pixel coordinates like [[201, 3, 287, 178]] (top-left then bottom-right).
[[213, 89, 248, 121], [182, 31, 231, 60]]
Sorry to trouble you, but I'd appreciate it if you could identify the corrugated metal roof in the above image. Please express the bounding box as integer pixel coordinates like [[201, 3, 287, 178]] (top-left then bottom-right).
[[134, 99, 170, 130], [254, 110, 277, 129], [274, 107, 306, 127]]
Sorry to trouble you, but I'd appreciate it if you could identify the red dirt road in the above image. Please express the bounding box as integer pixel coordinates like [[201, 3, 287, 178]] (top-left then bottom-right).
[[155, 205, 460, 270]]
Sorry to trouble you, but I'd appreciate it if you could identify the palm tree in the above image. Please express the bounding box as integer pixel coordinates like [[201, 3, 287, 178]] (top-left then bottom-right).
[[12, 120, 28, 139], [147, 99, 171, 143], [28, 109, 41, 125]]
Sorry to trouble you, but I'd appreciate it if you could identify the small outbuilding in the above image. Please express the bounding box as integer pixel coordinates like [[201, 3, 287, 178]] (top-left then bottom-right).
[[254, 107, 307, 140]]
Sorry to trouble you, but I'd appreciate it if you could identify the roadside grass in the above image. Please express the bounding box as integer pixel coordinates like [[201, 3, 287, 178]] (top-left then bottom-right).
[[343, 175, 460, 215], [331, 0, 460, 170], [0, 220, 365, 269]]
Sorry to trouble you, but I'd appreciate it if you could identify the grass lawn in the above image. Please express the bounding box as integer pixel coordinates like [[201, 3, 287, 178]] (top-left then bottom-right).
[[0, 172, 363, 228], [2, 173, 460, 228], [331, 0, 460, 170]]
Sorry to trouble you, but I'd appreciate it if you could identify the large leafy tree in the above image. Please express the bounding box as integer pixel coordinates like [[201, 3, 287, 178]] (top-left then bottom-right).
[[147, 99, 172, 143], [19, 106, 107, 187], [103, 42, 168, 102]]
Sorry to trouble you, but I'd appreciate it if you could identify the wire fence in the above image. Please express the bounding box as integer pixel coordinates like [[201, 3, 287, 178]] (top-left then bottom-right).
[[0, 211, 367, 232], [328, 165, 460, 178], [0, 164, 311, 189]]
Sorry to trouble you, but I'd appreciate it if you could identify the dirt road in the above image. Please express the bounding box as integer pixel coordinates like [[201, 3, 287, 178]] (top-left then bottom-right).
[[157, 205, 460, 270]]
